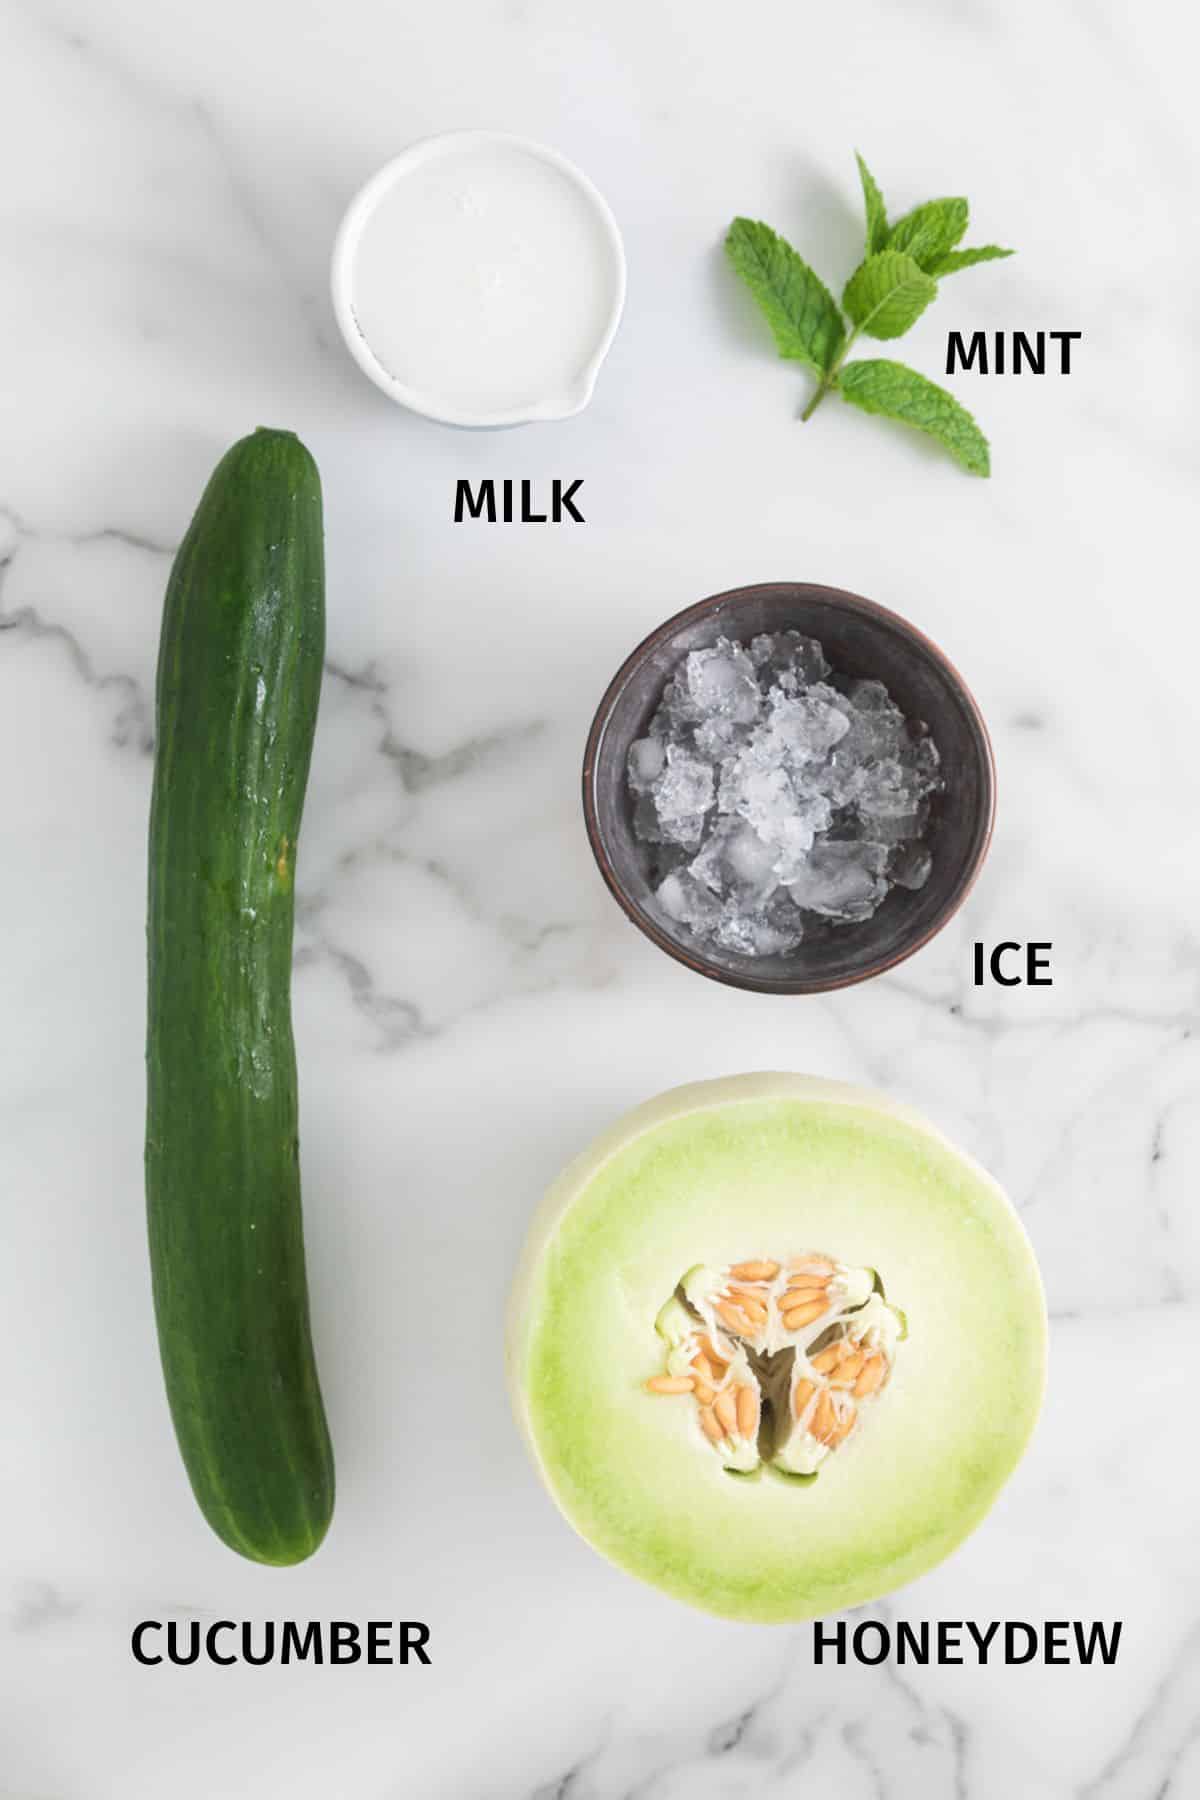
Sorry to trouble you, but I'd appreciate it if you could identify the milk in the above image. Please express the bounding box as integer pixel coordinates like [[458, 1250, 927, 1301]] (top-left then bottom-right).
[[338, 134, 625, 424]]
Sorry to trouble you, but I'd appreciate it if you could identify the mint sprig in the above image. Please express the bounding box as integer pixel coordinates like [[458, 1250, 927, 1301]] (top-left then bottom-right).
[[725, 153, 1014, 475]]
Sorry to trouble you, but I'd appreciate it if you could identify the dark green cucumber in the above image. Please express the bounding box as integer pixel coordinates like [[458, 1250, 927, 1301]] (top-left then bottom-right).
[[146, 428, 334, 1565]]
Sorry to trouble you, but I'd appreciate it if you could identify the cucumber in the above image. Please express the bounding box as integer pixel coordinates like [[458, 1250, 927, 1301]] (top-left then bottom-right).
[[145, 428, 334, 1565]]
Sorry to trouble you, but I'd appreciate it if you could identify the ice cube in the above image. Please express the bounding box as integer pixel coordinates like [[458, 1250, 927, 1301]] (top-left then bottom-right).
[[655, 872, 686, 919], [859, 806, 926, 844], [632, 793, 667, 843], [749, 631, 830, 692], [835, 688, 907, 765], [743, 917, 804, 955], [763, 687, 851, 763], [689, 819, 779, 899], [846, 678, 892, 713], [855, 759, 915, 817], [787, 841, 890, 922], [685, 639, 761, 725], [651, 744, 715, 849], [724, 888, 806, 956], [655, 870, 721, 933], [900, 733, 943, 792], [724, 760, 806, 841], [718, 751, 788, 822], [688, 826, 729, 894], [694, 715, 742, 760], [627, 736, 666, 793], [655, 672, 697, 730], [713, 909, 762, 954], [821, 747, 868, 809], [718, 751, 836, 881], [889, 842, 933, 890], [724, 822, 779, 891], [762, 888, 806, 946]]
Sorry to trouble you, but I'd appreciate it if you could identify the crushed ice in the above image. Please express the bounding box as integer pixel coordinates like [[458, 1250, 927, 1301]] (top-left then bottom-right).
[[626, 632, 942, 956]]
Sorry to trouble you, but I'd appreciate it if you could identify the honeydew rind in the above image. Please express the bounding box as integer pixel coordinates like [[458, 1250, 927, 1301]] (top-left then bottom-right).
[[505, 1073, 1047, 1625]]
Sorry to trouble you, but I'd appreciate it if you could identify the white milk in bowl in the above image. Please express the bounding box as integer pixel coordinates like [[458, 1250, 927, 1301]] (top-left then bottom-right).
[[332, 133, 626, 427]]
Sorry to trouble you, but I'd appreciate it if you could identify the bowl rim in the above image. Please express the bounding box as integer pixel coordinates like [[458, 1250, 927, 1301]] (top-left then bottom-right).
[[330, 130, 627, 428], [581, 580, 997, 995]]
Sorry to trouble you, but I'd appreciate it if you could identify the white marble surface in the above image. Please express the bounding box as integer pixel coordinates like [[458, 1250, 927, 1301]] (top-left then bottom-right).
[[3, 0, 1198, 1794]]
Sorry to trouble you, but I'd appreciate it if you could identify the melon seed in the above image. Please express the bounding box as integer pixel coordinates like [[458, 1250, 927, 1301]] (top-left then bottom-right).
[[828, 1401, 857, 1447], [854, 1355, 886, 1398], [728, 1285, 769, 1313], [783, 1289, 829, 1312], [699, 1407, 724, 1443], [783, 1298, 828, 1330], [645, 1375, 695, 1394], [713, 1389, 738, 1434], [811, 1389, 836, 1443], [832, 1350, 867, 1387]]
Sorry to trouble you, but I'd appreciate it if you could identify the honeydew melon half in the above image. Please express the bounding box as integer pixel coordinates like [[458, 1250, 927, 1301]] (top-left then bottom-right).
[[507, 1073, 1046, 1624]]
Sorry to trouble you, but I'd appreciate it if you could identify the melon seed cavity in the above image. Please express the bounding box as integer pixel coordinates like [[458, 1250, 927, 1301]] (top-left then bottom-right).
[[646, 1256, 905, 1479], [626, 633, 942, 956]]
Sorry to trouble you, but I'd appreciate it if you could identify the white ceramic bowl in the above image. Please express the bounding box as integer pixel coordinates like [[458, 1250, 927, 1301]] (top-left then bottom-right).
[[331, 131, 627, 428]]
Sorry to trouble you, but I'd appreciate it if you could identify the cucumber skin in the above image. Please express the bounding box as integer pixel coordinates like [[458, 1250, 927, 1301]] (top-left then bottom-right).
[[146, 429, 334, 1565]]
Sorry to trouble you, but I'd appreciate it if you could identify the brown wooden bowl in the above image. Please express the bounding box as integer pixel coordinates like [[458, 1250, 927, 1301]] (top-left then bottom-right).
[[582, 581, 995, 994]]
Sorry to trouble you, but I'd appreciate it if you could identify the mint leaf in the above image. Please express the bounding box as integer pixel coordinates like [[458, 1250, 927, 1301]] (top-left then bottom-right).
[[842, 251, 937, 341], [855, 151, 888, 255], [931, 244, 1014, 276], [886, 198, 968, 271], [725, 218, 845, 374], [838, 359, 990, 475]]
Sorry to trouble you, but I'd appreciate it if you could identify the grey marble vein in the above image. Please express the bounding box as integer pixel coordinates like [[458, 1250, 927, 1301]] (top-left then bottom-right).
[[3, 1580, 78, 1634], [1080, 1620, 1200, 1798], [325, 656, 549, 791], [294, 929, 436, 1050], [0, 515, 160, 751], [192, 97, 336, 355]]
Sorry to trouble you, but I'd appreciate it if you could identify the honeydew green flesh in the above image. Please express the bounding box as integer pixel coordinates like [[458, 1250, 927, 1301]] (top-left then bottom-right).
[[507, 1075, 1046, 1624]]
